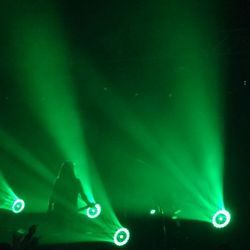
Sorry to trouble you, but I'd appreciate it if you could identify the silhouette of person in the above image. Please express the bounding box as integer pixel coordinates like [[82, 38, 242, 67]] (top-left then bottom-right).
[[48, 161, 92, 216]]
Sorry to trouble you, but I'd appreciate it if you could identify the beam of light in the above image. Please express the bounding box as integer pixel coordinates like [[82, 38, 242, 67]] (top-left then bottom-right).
[[0, 129, 54, 183], [158, 1, 225, 222], [11, 4, 94, 203], [80, 1, 226, 224], [70, 43, 225, 221], [0, 129, 55, 212], [3, 0, 227, 239], [6, 2, 122, 243], [84, 63, 225, 222], [0, 172, 20, 212]]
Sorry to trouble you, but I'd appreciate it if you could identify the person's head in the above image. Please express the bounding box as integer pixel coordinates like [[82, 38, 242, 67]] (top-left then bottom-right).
[[58, 161, 76, 179]]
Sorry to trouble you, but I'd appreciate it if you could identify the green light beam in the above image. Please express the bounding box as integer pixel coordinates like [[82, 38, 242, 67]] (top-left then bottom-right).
[[0, 172, 18, 211], [0, 129, 54, 183], [7, 2, 122, 242]]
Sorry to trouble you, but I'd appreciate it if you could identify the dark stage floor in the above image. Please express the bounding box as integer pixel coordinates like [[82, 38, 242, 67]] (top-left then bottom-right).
[[0, 210, 247, 250]]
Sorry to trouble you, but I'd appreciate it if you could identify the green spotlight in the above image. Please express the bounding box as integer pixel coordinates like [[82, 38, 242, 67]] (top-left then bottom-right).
[[12, 199, 25, 213], [86, 204, 101, 219], [212, 209, 231, 228], [114, 228, 130, 246], [150, 209, 156, 215]]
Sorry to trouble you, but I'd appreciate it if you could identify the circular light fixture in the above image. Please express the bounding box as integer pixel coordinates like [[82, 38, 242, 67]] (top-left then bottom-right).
[[12, 199, 25, 214], [212, 209, 231, 228], [86, 204, 101, 219], [114, 228, 130, 246]]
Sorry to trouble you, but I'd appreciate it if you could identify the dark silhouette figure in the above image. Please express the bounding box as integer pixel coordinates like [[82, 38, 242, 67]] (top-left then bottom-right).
[[48, 161, 92, 216], [0, 225, 39, 250], [12, 225, 39, 250]]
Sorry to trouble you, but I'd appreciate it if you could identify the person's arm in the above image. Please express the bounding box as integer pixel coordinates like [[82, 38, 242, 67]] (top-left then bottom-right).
[[48, 180, 57, 212], [48, 198, 54, 213]]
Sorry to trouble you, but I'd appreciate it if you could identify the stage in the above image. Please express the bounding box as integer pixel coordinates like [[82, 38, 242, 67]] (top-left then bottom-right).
[[0, 210, 244, 250]]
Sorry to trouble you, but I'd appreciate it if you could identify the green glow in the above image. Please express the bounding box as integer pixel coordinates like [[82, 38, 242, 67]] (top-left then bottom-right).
[[212, 210, 231, 228], [114, 228, 130, 246], [88, 1, 226, 223], [0, 130, 55, 212], [9, 2, 93, 203], [86, 204, 101, 219], [0, 172, 18, 211], [0, 130, 54, 182], [7, 2, 122, 243], [17, 27, 93, 200], [162, 2, 224, 221], [150, 209, 156, 215], [3, 1, 227, 242], [12, 199, 25, 213]]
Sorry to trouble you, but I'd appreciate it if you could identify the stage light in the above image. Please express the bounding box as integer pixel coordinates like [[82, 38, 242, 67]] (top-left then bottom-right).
[[86, 203, 101, 219], [12, 199, 25, 213], [150, 209, 156, 215], [212, 209, 231, 228], [114, 228, 130, 246]]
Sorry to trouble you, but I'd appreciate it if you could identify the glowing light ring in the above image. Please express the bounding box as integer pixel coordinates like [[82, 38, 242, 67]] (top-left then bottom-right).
[[86, 204, 101, 219], [212, 210, 231, 228], [114, 228, 130, 246], [12, 199, 25, 213]]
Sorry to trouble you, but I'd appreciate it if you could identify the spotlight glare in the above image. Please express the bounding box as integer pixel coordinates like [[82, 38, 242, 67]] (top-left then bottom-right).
[[212, 209, 231, 228], [86, 204, 101, 219], [150, 209, 156, 215], [12, 199, 25, 214], [114, 228, 130, 246]]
